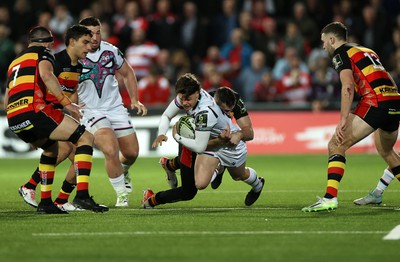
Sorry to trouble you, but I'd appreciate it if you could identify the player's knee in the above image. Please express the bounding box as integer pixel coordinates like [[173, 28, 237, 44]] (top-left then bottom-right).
[[195, 181, 208, 190], [182, 189, 197, 200], [69, 125, 92, 145], [101, 144, 120, 160], [122, 150, 139, 162]]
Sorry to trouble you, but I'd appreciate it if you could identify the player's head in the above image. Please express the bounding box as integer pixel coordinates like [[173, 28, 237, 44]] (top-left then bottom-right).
[[175, 73, 201, 111], [65, 25, 93, 60], [79, 16, 101, 52], [28, 26, 54, 49], [214, 87, 236, 114], [321, 22, 348, 57]]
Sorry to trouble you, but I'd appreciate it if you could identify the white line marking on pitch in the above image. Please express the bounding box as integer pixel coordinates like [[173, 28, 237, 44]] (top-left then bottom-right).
[[383, 225, 400, 240], [32, 230, 387, 237]]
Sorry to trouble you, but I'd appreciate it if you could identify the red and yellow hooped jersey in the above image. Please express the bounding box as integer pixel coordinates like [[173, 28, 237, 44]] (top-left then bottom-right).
[[6, 46, 55, 119], [44, 49, 82, 106], [332, 43, 400, 107]]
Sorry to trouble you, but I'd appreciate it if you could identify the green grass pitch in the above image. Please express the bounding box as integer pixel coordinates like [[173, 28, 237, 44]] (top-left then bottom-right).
[[0, 155, 399, 261]]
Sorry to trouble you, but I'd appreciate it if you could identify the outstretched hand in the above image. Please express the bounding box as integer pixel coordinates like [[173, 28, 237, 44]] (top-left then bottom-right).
[[152, 134, 168, 148], [131, 101, 148, 116]]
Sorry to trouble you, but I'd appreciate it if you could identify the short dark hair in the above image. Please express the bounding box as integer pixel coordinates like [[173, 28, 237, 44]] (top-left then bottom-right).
[[321, 22, 348, 41], [28, 26, 53, 43], [215, 87, 236, 108], [64, 25, 92, 46], [79, 16, 101, 27], [175, 73, 200, 98]]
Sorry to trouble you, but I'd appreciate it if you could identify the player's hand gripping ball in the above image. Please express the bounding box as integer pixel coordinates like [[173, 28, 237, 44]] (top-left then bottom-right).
[[177, 115, 196, 139]]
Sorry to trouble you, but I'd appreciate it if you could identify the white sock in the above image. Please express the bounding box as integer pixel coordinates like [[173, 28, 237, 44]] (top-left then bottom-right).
[[244, 167, 262, 192], [121, 163, 131, 175], [109, 174, 127, 195], [373, 169, 395, 196], [210, 170, 217, 183]]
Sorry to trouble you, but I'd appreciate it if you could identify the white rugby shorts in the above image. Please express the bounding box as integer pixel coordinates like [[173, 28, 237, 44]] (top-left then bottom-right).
[[81, 105, 135, 138]]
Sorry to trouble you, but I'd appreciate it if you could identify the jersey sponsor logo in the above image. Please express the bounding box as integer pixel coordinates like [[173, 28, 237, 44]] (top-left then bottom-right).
[[6, 97, 33, 113], [9, 120, 33, 132], [332, 54, 343, 70], [80, 50, 117, 98]]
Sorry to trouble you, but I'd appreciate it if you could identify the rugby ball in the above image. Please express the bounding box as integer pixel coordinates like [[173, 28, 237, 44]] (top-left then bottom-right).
[[177, 116, 196, 139]]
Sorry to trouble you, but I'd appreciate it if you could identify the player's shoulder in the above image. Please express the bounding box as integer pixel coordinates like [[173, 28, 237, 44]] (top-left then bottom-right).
[[101, 41, 120, 52]]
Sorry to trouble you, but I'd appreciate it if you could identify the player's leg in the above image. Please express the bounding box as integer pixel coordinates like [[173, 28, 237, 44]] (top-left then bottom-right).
[[19, 141, 74, 208], [118, 132, 139, 194], [303, 113, 375, 212], [353, 129, 398, 205], [228, 163, 265, 206], [142, 147, 198, 208], [366, 128, 400, 200], [159, 156, 179, 188], [194, 154, 219, 190], [94, 127, 128, 207], [353, 167, 394, 205], [50, 115, 108, 212], [54, 143, 83, 211]]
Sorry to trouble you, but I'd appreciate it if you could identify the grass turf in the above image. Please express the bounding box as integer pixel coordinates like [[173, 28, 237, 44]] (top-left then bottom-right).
[[0, 155, 399, 262]]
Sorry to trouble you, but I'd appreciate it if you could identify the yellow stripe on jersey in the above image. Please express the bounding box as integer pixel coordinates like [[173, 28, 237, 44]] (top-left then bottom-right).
[[8, 53, 38, 70], [328, 161, 346, 169], [8, 75, 35, 89], [346, 46, 374, 59], [6, 96, 33, 114], [58, 71, 80, 81], [374, 86, 399, 96], [75, 154, 93, 162]]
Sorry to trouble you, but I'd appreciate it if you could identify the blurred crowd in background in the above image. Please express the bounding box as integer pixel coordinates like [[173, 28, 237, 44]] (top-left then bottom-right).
[[1, 0, 400, 111]]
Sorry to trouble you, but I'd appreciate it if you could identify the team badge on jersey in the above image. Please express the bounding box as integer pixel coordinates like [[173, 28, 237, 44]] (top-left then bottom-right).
[[332, 54, 343, 70]]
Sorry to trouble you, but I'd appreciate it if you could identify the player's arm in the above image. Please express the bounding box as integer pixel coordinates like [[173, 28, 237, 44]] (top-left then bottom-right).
[[118, 59, 147, 116], [152, 100, 181, 148], [38, 60, 82, 117], [174, 129, 211, 153], [336, 68, 355, 142], [3, 88, 9, 108], [235, 115, 254, 141], [68, 91, 81, 121]]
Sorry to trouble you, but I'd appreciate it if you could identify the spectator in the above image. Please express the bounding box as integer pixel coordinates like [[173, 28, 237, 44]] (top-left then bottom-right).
[[292, 1, 319, 48], [147, 0, 179, 51], [309, 53, 340, 112], [49, 5, 74, 38], [277, 55, 312, 106], [253, 71, 279, 102], [125, 28, 160, 80], [237, 51, 270, 101], [177, 1, 208, 66], [360, 4, 390, 63], [9, 0, 36, 42], [276, 21, 311, 60], [389, 48, 400, 86], [137, 65, 171, 105], [155, 48, 175, 83], [211, 0, 238, 47], [272, 46, 308, 80], [170, 49, 191, 81], [200, 45, 231, 78], [202, 64, 233, 92], [249, 0, 271, 33], [114, 0, 149, 51], [0, 23, 15, 96], [220, 28, 253, 88]]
